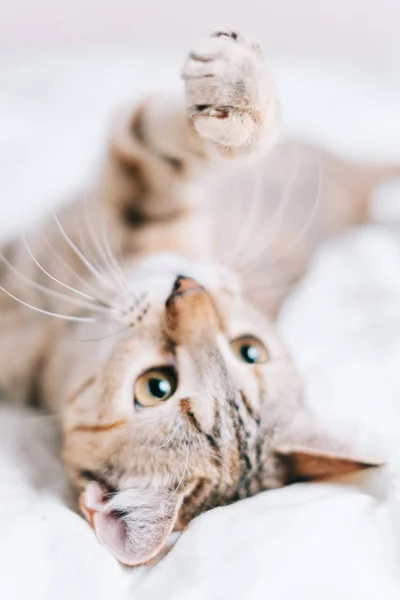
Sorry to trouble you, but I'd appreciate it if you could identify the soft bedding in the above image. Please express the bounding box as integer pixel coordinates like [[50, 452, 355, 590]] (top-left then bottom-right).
[[1, 50, 400, 600]]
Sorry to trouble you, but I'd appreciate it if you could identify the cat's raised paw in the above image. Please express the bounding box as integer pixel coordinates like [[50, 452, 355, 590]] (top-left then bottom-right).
[[182, 30, 278, 156]]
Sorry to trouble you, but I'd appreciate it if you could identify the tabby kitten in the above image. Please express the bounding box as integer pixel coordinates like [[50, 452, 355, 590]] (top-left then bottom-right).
[[0, 30, 395, 566]]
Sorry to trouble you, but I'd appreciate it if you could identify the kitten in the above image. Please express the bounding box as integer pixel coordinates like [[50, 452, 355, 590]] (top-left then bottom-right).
[[0, 30, 397, 566]]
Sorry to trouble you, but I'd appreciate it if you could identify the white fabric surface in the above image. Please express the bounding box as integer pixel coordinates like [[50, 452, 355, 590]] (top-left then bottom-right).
[[1, 50, 400, 599]]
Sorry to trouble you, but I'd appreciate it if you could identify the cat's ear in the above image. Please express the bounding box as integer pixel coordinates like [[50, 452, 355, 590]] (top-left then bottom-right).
[[272, 412, 383, 484], [80, 483, 182, 566], [274, 445, 380, 484]]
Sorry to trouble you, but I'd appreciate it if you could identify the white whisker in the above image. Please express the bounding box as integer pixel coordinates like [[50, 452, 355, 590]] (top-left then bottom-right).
[[0, 249, 111, 315], [241, 150, 321, 282], [82, 199, 127, 295], [147, 423, 180, 450], [214, 173, 249, 265], [99, 207, 136, 300], [23, 233, 103, 304], [69, 325, 132, 343], [267, 151, 322, 267], [230, 165, 265, 267], [52, 209, 116, 292], [170, 443, 190, 496], [42, 236, 117, 308], [0, 283, 100, 323], [77, 226, 115, 291], [237, 146, 299, 272]]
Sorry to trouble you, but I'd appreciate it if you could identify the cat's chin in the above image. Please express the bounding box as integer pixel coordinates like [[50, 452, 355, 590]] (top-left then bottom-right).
[[79, 482, 182, 567]]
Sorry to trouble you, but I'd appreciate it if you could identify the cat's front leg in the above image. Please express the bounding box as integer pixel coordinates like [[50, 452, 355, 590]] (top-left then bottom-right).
[[107, 30, 279, 198], [182, 30, 279, 161], [92, 30, 279, 257]]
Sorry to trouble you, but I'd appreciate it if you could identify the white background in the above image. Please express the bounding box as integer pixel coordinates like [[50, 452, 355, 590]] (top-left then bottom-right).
[[0, 0, 399, 69]]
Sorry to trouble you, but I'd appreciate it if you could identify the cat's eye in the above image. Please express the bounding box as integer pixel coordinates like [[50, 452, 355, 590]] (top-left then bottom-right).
[[230, 335, 269, 364], [134, 367, 178, 408]]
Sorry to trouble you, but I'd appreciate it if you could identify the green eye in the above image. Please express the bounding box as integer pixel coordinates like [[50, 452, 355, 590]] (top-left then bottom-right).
[[135, 367, 178, 408], [230, 336, 269, 364]]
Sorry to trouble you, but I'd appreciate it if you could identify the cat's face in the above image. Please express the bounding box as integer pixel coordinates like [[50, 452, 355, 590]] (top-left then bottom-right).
[[59, 254, 374, 566]]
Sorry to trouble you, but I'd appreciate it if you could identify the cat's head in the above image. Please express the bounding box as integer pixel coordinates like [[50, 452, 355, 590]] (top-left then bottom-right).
[[57, 253, 376, 566]]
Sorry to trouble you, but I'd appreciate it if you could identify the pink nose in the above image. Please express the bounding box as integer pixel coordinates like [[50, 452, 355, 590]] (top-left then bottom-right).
[[165, 275, 219, 343], [167, 275, 203, 302]]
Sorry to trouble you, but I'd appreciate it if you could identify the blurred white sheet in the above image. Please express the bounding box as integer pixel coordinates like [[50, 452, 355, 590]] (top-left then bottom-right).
[[1, 51, 400, 599]]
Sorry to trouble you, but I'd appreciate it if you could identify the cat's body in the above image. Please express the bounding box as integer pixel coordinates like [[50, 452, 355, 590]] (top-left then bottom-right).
[[0, 30, 397, 565]]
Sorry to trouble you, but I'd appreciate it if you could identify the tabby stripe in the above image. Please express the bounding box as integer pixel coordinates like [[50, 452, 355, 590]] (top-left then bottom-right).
[[69, 419, 125, 434], [180, 398, 221, 465], [189, 479, 206, 502], [182, 479, 224, 525], [232, 395, 252, 463], [238, 390, 260, 494], [183, 399, 222, 518], [196, 486, 221, 517], [183, 479, 208, 516], [254, 380, 266, 478], [239, 390, 256, 420], [211, 397, 222, 440], [228, 393, 252, 500]]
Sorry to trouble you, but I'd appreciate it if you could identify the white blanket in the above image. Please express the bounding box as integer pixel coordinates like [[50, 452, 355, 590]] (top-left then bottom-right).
[[1, 51, 400, 600]]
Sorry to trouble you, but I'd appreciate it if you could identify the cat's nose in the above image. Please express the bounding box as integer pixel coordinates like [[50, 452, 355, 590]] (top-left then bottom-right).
[[169, 275, 203, 299], [165, 275, 220, 343]]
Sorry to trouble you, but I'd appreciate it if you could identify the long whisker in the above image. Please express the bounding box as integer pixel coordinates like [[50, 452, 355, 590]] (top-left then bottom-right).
[[146, 422, 181, 450], [0, 250, 112, 315], [69, 325, 132, 343], [0, 283, 100, 322], [236, 146, 299, 272], [67, 291, 149, 341], [169, 443, 190, 496], [71, 292, 150, 341], [52, 209, 116, 292], [77, 222, 132, 313], [267, 152, 322, 267], [242, 151, 321, 279], [82, 199, 127, 295], [77, 226, 117, 295], [214, 173, 249, 266], [42, 236, 116, 309], [230, 165, 265, 267], [99, 207, 136, 300], [23, 234, 104, 304]]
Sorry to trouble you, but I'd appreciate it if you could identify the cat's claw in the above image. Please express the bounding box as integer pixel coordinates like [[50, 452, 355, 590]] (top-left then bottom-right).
[[182, 30, 278, 154]]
